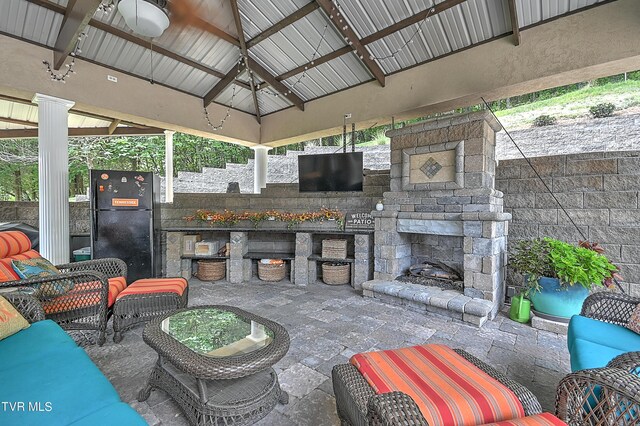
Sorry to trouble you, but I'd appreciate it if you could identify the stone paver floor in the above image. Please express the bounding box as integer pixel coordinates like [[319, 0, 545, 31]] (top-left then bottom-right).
[[84, 278, 570, 425]]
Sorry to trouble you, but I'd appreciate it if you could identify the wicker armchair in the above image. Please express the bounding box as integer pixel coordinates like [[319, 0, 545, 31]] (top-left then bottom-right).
[[555, 292, 640, 425], [332, 348, 542, 426], [1, 258, 127, 345], [556, 352, 640, 425], [580, 291, 640, 325]]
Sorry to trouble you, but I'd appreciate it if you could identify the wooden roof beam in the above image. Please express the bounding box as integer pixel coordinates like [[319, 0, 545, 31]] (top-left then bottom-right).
[[53, 0, 102, 69], [315, 0, 385, 87], [246, 2, 320, 48], [360, 0, 466, 45], [0, 127, 165, 139], [107, 119, 121, 135], [279, 0, 467, 82], [26, 0, 247, 84], [0, 116, 38, 127], [246, 58, 305, 111], [53, 0, 101, 70], [507, 0, 521, 46], [230, 0, 261, 123], [203, 63, 247, 107]]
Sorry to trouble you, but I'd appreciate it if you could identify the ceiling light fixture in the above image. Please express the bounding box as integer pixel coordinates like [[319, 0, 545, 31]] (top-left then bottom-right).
[[118, 0, 170, 38]]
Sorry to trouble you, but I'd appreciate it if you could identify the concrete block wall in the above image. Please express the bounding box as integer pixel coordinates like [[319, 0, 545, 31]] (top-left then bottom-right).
[[161, 169, 389, 229], [497, 150, 640, 295]]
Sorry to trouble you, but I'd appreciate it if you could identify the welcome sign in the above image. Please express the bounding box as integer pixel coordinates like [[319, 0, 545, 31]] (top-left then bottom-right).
[[345, 211, 374, 230]]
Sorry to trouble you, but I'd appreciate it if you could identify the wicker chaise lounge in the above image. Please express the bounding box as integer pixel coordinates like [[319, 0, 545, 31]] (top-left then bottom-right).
[[0, 231, 127, 345]]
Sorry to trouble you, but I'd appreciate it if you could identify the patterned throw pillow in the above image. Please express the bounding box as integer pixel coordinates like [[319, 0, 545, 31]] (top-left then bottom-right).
[[11, 259, 73, 297], [0, 295, 29, 340], [11, 258, 59, 279], [626, 304, 640, 335]]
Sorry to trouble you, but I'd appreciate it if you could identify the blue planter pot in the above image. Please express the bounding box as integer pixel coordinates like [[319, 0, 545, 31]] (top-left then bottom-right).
[[529, 277, 590, 319]]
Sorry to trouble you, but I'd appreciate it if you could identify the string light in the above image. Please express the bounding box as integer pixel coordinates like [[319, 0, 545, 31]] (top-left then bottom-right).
[[97, 1, 115, 14], [259, 21, 331, 100], [203, 56, 244, 131], [42, 32, 86, 83], [369, 6, 437, 61]]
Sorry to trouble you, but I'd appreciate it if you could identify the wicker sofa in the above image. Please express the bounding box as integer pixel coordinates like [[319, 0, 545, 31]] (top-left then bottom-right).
[[0, 293, 146, 425], [0, 231, 127, 345]]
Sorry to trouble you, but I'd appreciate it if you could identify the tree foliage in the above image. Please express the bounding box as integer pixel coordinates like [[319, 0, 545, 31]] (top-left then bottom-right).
[[0, 134, 252, 200]]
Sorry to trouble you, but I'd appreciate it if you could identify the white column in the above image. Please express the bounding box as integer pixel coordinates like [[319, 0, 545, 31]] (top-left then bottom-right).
[[251, 146, 272, 194], [32, 94, 75, 264], [164, 130, 175, 203]]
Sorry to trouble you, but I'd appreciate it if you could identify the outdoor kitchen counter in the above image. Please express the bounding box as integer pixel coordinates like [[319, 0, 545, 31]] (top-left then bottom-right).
[[163, 228, 373, 289], [161, 227, 374, 234]]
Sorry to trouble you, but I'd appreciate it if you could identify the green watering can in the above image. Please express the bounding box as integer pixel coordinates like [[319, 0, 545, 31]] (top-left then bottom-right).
[[509, 294, 531, 323]]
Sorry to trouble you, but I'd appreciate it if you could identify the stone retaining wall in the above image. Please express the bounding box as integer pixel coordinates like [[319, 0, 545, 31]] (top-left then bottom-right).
[[497, 150, 640, 295]]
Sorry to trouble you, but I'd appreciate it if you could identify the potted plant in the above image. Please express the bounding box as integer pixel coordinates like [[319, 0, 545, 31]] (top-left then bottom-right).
[[510, 237, 620, 320]]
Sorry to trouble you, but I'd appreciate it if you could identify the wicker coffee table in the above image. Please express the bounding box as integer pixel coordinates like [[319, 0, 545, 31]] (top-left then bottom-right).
[[138, 305, 290, 426]]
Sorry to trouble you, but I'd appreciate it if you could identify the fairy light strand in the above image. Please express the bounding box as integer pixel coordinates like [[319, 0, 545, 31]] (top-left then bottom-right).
[[370, 6, 437, 61], [203, 55, 244, 131], [42, 32, 86, 83], [97, 1, 115, 14], [259, 21, 331, 100]]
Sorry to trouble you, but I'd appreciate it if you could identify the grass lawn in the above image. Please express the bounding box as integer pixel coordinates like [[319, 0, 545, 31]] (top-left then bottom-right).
[[496, 80, 640, 128]]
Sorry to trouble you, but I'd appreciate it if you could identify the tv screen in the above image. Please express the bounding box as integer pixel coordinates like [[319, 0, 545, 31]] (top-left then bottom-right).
[[298, 152, 363, 192]]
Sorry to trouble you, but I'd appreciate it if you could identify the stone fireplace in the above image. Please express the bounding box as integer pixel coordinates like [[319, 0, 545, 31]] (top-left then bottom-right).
[[363, 111, 511, 326]]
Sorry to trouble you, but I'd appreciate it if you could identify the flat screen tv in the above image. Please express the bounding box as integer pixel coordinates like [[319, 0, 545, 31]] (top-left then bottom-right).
[[298, 152, 363, 192]]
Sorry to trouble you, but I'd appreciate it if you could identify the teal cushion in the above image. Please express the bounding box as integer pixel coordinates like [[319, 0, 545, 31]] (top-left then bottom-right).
[[570, 338, 627, 372], [0, 346, 122, 426], [68, 402, 147, 425], [0, 320, 77, 371], [568, 315, 640, 354]]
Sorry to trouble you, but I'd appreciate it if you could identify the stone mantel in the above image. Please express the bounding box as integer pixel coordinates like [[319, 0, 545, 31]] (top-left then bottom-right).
[[386, 110, 502, 139]]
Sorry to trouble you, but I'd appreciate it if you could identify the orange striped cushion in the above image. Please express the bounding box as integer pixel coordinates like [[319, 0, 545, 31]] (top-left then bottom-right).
[[41, 276, 127, 314], [483, 413, 567, 425], [0, 250, 42, 282], [351, 344, 526, 426], [0, 262, 18, 283], [117, 278, 187, 299], [107, 277, 127, 306], [0, 231, 32, 258]]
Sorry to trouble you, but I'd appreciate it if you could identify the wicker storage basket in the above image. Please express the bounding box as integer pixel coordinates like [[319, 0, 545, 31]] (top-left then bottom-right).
[[322, 239, 347, 259], [322, 262, 350, 285], [258, 262, 286, 282], [196, 260, 226, 281]]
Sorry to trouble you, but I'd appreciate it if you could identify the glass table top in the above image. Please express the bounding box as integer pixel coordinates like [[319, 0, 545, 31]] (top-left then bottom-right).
[[161, 308, 274, 358]]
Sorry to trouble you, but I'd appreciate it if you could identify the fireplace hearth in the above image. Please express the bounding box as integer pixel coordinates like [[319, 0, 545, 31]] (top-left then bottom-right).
[[363, 111, 511, 326]]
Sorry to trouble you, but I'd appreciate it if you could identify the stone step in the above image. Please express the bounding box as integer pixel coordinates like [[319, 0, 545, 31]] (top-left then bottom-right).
[[362, 279, 493, 326]]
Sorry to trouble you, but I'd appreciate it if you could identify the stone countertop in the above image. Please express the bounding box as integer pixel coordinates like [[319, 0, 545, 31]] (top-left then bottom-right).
[[161, 227, 374, 235]]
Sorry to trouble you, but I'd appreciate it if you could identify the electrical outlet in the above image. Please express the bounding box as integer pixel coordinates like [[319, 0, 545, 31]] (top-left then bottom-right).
[[107, 75, 118, 83]]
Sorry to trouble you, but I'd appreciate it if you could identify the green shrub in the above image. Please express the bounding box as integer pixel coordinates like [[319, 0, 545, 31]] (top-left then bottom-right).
[[589, 102, 616, 118], [532, 115, 557, 127]]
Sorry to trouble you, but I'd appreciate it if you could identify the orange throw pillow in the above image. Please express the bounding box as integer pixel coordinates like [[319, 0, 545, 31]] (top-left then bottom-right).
[[0, 295, 29, 340]]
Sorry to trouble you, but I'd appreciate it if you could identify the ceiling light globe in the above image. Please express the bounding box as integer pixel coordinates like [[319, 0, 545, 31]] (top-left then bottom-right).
[[118, 0, 169, 38]]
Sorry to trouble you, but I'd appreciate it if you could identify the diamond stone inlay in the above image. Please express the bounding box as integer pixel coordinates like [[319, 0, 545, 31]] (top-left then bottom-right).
[[420, 157, 443, 178]]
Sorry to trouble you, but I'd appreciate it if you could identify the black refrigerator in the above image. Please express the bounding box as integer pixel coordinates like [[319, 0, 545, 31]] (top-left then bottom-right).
[[90, 170, 161, 282]]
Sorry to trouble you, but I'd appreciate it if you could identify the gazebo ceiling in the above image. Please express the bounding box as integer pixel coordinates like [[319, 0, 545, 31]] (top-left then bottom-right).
[[0, 0, 614, 121]]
